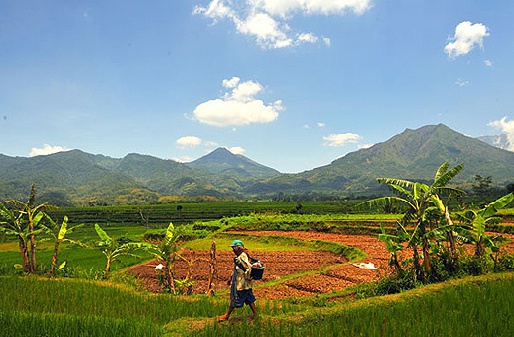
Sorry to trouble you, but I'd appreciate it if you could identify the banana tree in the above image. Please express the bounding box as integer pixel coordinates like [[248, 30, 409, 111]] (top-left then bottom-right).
[[0, 202, 31, 272], [43, 214, 86, 277], [359, 162, 464, 282], [456, 193, 514, 257], [7, 184, 49, 273], [377, 222, 409, 272], [146, 222, 189, 294], [94, 223, 151, 274]]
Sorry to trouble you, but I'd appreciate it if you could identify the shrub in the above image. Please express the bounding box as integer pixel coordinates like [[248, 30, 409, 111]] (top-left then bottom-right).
[[457, 255, 493, 276], [373, 269, 419, 295], [495, 253, 514, 272]]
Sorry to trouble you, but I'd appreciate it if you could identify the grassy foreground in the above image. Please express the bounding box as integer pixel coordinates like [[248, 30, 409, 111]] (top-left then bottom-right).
[[1, 272, 513, 337]]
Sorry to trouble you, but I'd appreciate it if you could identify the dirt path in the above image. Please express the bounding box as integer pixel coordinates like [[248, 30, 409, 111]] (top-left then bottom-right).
[[127, 231, 514, 300]]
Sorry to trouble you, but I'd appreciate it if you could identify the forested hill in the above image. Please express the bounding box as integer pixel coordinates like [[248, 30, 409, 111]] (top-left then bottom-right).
[[1, 124, 513, 205], [245, 124, 514, 197]]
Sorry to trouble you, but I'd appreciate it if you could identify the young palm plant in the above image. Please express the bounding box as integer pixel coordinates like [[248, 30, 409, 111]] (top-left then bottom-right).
[[360, 162, 464, 283], [456, 193, 514, 257], [146, 222, 190, 294], [42, 214, 86, 277], [94, 223, 151, 275], [377, 222, 409, 272]]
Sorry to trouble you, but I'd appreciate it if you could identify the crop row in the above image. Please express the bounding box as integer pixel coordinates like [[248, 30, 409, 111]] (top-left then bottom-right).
[[46, 201, 364, 227]]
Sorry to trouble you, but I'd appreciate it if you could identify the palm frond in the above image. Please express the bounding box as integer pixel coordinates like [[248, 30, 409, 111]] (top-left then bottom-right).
[[433, 162, 449, 182], [376, 178, 415, 189], [94, 223, 112, 245], [432, 163, 463, 188], [480, 193, 514, 218], [355, 197, 410, 211]]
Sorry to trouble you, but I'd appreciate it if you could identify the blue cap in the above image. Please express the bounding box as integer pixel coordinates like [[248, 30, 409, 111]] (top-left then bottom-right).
[[230, 239, 244, 247]]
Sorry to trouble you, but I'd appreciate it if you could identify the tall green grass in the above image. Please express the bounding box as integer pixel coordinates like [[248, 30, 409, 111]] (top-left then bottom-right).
[[0, 276, 219, 322], [2, 273, 513, 336], [198, 273, 514, 337], [0, 311, 162, 337], [0, 276, 298, 336]]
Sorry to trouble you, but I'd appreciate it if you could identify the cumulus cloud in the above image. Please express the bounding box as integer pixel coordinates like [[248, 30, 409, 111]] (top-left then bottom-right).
[[488, 116, 514, 151], [194, 0, 372, 49], [29, 144, 72, 157], [176, 136, 219, 150], [176, 136, 203, 148], [359, 143, 373, 149], [193, 76, 283, 127], [444, 21, 489, 59], [228, 146, 245, 155], [172, 155, 194, 163], [323, 133, 362, 147]]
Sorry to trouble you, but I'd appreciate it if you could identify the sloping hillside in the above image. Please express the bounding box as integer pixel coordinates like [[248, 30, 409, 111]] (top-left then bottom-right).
[[246, 124, 514, 196]]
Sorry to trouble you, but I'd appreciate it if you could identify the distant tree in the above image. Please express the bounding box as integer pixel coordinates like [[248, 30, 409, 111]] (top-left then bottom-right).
[[472, 175, 493, 197], [506, 183, 514, 194], [137, 206, 151, 229]]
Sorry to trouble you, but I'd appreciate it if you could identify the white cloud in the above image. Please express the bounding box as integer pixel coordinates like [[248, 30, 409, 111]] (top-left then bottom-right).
[[488, 116, 514, 151], [260, 0, 373, 17], [194, 0, 372, 49], [176, 136, 203, 148], [176, 136, 219, 150], [172, 155, 193, 163], [222, 76, 240, 88], [227, 79, 263, 102], [235, 12, 293, 49], [444, 21, 489, 59], [29, 144, 72, 157], [228, 146, 245, 155], [317, 122, 325, 127], [455, 79, 469, 87], [298, 32, 318, 44], [193, 0, 233, 22], [484, 60, 493, 67], [193, 77, 283, 127], [323, 133, 362, 147]]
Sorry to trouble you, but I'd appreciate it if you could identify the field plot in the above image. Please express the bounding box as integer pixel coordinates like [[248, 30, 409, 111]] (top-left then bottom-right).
[[128, 231, 388, 299], [128, 230, 514, 300]]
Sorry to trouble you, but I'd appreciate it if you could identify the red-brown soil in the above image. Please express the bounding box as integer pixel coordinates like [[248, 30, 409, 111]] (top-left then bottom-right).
[[127, 231, 514, 300]]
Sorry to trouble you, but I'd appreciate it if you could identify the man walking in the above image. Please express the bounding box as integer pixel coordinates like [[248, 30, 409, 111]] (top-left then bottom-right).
[[217, 239, 257, 322]]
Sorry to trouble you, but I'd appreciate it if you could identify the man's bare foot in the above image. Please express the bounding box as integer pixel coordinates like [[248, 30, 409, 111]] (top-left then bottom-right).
[[248, 315, 255, 321], [217, 315, 228, 322]]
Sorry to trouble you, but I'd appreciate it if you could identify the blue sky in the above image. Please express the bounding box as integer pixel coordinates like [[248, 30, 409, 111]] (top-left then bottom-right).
[[1, 0, 514, 173]]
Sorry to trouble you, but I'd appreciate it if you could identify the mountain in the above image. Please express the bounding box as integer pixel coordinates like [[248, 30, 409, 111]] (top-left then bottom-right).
[[1, 124, 514, 204], [0, 150, 139, 204], [187, 147, 280, 179], [0, 148, 280, 205], [478, 134, 510, 151], [246, 124, 514, 196]]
